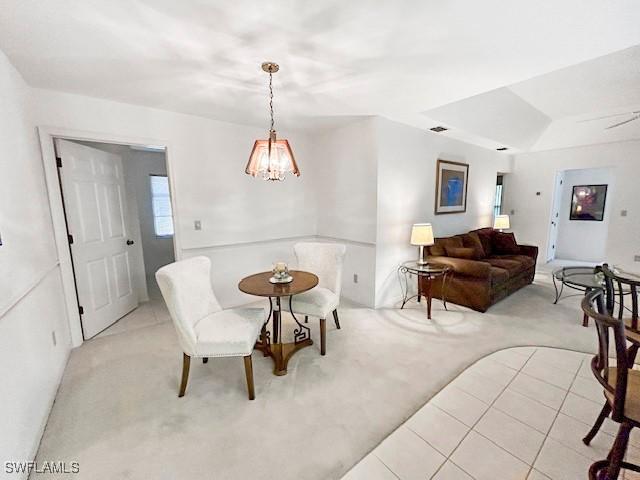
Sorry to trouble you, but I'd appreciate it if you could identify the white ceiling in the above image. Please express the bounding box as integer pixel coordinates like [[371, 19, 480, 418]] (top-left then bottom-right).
[[421, 46, 640, 151], [1, 0, 640, 149]]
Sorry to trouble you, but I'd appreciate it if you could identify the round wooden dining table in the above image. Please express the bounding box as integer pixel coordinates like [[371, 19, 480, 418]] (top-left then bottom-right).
[[238, 270, 318, 376]]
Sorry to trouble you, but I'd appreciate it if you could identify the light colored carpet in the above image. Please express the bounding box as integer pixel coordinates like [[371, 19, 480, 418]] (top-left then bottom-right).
[[35, 269, 597, 479]]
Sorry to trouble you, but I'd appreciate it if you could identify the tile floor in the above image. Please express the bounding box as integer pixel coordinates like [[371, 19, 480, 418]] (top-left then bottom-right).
[[342, 347, 640, 480]]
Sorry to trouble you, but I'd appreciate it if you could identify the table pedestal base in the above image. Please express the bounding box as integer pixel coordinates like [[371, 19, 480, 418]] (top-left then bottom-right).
[[254, 297, 314, 376], [267, 339, 313, 376]]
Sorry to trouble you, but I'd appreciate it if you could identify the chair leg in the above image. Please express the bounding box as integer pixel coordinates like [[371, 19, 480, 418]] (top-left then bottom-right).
[[178, 353, 191, 398], [320, 318, 326, 356], [606, 421, 632, 479], [583, 402, 612, 445], [202, 357, 208, 364], [628, 344, 639, 366], [243, 355, 255, 400], [333, 309, 341, 329]]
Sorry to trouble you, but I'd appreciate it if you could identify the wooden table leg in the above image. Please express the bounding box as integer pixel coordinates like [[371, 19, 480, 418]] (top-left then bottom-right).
[[261, 295, 313, 376], [417, 275, 421, 303], [425, 276, 433, 320], [583, 288, 591, 327]]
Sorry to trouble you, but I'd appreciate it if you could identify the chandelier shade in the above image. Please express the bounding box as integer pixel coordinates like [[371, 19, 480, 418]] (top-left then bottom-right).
[[246, 131, 299, 181], [246, 62, 299, 181]]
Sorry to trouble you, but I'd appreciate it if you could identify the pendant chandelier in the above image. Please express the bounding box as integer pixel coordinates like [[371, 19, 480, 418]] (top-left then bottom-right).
[[245, 62, 300, 181]]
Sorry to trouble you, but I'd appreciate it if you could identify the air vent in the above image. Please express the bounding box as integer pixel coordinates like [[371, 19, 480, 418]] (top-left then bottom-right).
[[430, 126, 448, 133], [496, 147, 508, 151]]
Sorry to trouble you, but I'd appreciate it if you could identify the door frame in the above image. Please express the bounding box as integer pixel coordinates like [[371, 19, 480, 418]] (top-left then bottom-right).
[[546, 170, 565, 263], [38, 127, 182, 347]]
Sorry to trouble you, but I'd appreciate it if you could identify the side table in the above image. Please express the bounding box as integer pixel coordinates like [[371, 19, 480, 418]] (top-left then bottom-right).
[[398, 261, 450, 319]]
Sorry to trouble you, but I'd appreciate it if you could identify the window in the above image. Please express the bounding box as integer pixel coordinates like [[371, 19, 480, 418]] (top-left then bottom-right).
[[150, 175, 174, 237], [494, 174, 504, 218]]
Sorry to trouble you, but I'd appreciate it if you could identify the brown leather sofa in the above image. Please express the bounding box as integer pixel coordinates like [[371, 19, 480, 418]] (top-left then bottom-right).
[[419, 228, 538, 312]]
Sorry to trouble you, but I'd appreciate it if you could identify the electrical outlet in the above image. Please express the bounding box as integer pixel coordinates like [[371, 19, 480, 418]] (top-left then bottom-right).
[[353, 273, 358, 284], [634, 255, 640, 262], [51, 331, 57, 346], [621, 210, 628, 217], [194, 220, 202, 231]]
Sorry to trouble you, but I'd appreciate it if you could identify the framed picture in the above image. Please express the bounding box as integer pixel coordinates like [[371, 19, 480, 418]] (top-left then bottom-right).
[[435, 159, 469, 214], [569, 184, 608, 221]]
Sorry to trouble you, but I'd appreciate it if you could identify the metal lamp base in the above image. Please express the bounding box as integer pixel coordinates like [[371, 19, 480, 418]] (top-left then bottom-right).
[[417, 245, 429, 266]]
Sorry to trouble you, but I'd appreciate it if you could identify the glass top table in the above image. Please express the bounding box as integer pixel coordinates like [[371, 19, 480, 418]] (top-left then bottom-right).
[[553, 266, 603, 291], [398, 261, 451, 320], [552, 266, 603, 327]]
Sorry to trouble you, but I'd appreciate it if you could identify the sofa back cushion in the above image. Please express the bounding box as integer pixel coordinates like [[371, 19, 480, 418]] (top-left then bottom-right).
[[473, 228, 495, 256], [429, 236, 463, 256], [445, 246, 477, 260], [462, 232, 486, 259], [493, 232, 520, 255]]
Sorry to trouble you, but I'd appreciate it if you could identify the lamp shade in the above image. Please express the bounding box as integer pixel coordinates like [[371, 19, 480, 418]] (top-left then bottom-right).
[[246, 131, 300, 181], [493, 214, 510, 230], [410, 223, 434, 246]]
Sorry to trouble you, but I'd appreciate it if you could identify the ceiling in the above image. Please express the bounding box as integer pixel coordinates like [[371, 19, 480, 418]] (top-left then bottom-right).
[[1, 0, 640, 151], [421, 46, 640, 151]]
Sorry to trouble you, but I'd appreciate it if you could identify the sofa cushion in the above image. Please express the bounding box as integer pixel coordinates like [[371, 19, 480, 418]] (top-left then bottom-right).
[[492, 254, 535, 269], [493, 231, 520, 255], [473, 228, 495, 256], [484, 258, 524, 276], [429, 236, 463, 256], [462, 232, 486, 259], [429, 241, 446, 256], [490, 267, 509, 287], [445, 246, 477, 260]]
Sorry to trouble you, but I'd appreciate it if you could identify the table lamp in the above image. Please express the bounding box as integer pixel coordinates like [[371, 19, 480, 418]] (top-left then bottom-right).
[[410, 223, 434, 266], [493, 214, 510, 232]]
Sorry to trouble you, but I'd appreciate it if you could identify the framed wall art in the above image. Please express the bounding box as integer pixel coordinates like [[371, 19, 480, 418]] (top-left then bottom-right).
[[569, 184, 608, 221], [435, 159, 469, 214]]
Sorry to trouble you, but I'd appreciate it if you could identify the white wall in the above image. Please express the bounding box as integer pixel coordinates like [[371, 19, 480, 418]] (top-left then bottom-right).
[[29, 88, 322, 308], [311, 118, 378, 307], [504, 140, 640, 270], [0, 51, 71, 477], [374, 117, 512, 307], [555, 167, 615, 262], [122, 150, 175, 289]]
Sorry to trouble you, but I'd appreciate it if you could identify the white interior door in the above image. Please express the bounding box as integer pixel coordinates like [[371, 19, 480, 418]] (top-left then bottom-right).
[[546, 171, 565, 262], [56, 140, 138, 338]]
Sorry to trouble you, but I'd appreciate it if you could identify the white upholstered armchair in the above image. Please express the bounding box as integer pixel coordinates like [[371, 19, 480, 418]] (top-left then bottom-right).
[[285, 242, 346, 355], [156, 256, 265, 400]]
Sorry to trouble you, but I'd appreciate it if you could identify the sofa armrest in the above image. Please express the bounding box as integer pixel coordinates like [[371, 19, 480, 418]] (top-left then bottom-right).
[[518, 244, 538, 261], [426, 256, 492, 279]]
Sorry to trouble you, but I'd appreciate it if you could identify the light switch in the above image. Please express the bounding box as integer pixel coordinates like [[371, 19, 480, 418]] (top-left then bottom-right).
[[194, 220, 202, 231]]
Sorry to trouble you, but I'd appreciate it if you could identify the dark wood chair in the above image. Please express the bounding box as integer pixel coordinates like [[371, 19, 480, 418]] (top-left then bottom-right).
[[581, 289, 640, 479], [603, 264, 640, 361], [583, 264, 640, 446]]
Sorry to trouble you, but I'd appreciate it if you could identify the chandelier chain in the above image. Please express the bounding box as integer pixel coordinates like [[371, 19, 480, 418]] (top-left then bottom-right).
[[269, 72, 274, 131]]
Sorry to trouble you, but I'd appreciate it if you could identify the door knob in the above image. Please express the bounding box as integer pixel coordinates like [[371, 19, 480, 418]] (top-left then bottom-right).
[[126, 239, 135, 245]]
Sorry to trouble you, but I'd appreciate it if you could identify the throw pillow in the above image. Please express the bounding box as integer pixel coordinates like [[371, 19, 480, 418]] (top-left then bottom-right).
[[462, 232, 486, 259], [445, 246, 477, 260], [493, 232, 520, 255], [474, 228, 494, 256]]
